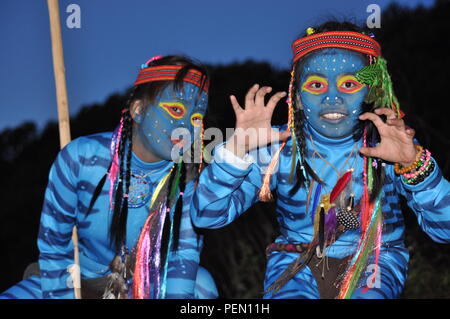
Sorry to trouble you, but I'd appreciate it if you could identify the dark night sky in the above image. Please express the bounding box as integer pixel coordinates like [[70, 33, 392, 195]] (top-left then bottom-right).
[[0, 0, 434, 131]]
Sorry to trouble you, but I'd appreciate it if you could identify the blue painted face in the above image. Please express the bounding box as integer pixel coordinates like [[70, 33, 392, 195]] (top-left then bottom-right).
[[134, 82, 207, 161], [298, 48, 368, 139]]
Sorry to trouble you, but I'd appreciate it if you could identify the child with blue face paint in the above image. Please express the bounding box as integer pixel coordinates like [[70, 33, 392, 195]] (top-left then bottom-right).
[[191, 22, 450, 299], [0, 56, 218, 299]]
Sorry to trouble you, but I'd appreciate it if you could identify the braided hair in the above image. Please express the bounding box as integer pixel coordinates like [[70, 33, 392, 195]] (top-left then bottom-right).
[[289, 21, 385, 202], [86, 56, 208, 253]]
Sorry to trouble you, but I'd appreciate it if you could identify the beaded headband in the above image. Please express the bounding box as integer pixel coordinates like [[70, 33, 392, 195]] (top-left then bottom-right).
[[134, 65, 209, 92], [292, 31, 381, 63]]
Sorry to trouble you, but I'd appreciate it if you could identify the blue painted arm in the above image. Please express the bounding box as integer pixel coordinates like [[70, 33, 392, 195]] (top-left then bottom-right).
[[165, 180, 204, 298], [37, 141, 80, 299], [191, 142, 278, 229], [393, 157, 450, 243]]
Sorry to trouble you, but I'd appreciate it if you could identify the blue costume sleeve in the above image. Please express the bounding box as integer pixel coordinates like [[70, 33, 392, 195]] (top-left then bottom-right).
[[191, 142, 278, 229], [37, 140, 80, 299], [166, 180, 204, 298], [391, 157, 450, 243]]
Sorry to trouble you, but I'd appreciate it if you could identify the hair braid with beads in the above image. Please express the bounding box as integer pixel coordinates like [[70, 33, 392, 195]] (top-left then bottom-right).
[[289, 61, 322, 195]]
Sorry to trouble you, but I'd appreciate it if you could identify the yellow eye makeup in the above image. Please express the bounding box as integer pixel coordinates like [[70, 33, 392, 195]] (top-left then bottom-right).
[[301, 75, 329, 95], [159, 102, 186, 119], [337, 75, 365, 94], [190, 113, 203, 127]]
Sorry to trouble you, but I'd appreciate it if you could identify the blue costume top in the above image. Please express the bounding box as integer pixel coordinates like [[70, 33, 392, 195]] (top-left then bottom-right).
[[1, 132, 217, 299], [191, 124, 450, 298]]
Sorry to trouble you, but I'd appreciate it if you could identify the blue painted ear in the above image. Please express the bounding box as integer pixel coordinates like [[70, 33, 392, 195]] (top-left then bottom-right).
[[133, 113, 142, 124], [131, 101, 144, 124]]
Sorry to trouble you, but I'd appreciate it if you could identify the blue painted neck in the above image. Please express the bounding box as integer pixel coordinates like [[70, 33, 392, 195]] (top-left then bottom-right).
[[304, 122, 356, 147], [131, 151, 171, 171]]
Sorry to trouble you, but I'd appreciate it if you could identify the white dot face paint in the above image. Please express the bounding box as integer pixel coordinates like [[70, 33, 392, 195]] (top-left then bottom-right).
[[135, 82, 208, 161], [297, 48, 368, 139]]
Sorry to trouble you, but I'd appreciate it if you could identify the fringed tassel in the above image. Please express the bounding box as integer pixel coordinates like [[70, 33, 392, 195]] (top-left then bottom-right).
[[260, 66, 297, 201], [259, 141, 286, 202]]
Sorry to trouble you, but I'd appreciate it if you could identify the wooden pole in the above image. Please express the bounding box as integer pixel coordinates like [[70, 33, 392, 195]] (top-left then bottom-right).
[[47, 0, 81, 299]]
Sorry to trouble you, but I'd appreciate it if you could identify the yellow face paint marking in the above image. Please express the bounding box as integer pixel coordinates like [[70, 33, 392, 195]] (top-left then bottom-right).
[[337, 75, 365, 94], [159, 102, 186, 119], [301, 75, 329, 95], [190, 112, 203, 127]]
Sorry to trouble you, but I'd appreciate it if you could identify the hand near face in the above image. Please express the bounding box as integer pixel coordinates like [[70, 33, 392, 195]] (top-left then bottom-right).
[[226, 84, 291, 158], [359, 108, 417, 166]]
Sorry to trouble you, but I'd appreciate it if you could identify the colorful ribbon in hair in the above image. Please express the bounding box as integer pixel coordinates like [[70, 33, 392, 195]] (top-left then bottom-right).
[[134, 65, 209, 92]]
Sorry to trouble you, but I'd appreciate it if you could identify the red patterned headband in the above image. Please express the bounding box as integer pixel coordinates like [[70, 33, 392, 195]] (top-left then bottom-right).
[[292, 31, 381, 63], [134, 65, 209, 92]]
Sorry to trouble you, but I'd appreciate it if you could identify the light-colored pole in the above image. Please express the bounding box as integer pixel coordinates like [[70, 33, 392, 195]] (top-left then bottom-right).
[[47, 0, 81, 299]]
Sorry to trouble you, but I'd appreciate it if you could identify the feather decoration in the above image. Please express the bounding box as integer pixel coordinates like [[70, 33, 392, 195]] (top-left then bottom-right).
[[325, 207, 337, 239], [330, 170, 352, 204], [355, 56, 401, 117], [318, 205, 325, 255]]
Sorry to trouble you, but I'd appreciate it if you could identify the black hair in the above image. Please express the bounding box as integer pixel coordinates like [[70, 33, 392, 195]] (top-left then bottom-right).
[[86, 55, 208, 253], [289, 21, 385, 203]]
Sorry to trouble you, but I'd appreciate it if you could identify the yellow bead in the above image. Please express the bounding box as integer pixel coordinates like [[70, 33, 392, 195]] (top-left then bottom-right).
[[306, 27, 315, 36]]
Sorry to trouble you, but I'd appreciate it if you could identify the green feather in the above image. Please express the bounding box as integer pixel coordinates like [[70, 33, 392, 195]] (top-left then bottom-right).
[[356, 57, 400, 117]]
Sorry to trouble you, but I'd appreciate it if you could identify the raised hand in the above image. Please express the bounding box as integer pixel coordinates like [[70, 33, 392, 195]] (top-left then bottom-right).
[[359, 108, 417, 166], [225, 84, 290, 158]]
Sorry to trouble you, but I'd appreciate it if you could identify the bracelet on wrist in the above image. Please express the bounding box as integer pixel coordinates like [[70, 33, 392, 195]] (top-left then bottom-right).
[[402, 159, 435, 185], [394, 144, 424, 175]]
